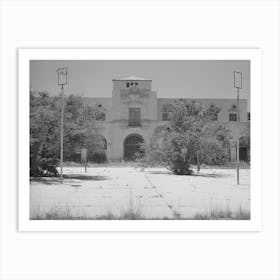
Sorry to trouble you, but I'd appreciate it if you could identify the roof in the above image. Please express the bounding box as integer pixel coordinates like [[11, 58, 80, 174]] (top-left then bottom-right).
[[112, 76, 152, 81]]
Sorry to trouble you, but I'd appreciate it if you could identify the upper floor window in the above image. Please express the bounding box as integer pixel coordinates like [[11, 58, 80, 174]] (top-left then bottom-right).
[[129, 107, 141, 127], [247, 112, 250, 121], [126, 82, 138, 88], [229, 113, 237, 122]]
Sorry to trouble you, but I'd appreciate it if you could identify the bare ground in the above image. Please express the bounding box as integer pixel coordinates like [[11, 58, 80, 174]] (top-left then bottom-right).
[[30, 166, 250, 220]]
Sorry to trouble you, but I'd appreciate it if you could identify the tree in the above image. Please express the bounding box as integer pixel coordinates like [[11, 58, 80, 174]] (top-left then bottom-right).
[[87, 134, 107, 163], [30, 90, 104, 176], [145, 99, 232, 175]]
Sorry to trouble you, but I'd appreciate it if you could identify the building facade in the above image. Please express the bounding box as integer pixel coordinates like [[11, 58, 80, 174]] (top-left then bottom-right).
[[83, 77, 250, 162]]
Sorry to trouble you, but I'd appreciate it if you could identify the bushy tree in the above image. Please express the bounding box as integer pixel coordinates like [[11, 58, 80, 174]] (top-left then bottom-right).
[[145, 99, 232, 175], [87, 134, 108, 163], [30, 90, 104, 176]]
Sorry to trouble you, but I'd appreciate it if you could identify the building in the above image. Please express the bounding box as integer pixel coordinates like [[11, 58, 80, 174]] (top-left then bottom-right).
[[83, 77, 250, 162]]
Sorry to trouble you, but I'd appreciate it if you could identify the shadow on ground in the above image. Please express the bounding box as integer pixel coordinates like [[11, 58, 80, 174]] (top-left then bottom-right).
[[145, 170, 174, 176], [194, 173, 229, 178], [64, 174, 110, 181], [31, 175, 110, 185], [146, 170, 228, 178]]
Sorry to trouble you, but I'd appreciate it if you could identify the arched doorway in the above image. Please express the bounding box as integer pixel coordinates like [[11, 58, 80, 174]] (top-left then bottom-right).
[[123, 134, 144, 161], [239, 136, 250, 162]]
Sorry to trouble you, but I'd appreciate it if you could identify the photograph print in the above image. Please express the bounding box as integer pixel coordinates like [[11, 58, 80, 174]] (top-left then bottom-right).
[[28, 56, 252, 222], [17, 49, 262, 231]]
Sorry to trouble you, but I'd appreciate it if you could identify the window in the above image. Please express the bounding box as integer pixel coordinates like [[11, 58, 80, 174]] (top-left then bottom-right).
[[126, 82, 129, 88], [247, 112, 250, 121], [229, 113, 237, 121], [135, 82, 138, 86], [129, 108, 141, 127]]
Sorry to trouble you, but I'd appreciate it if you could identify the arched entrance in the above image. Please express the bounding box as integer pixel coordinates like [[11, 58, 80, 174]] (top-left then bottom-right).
[[123, 134, 144, 161], [239, 136, 250, 162]]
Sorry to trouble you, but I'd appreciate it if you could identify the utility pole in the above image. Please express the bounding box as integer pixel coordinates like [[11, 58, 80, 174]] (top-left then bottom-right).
[[234, 71, 242, 185], [57, 67, 68, 182]]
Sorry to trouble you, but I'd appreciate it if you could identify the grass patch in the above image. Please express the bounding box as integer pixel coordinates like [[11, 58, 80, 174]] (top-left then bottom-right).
[[31, 206, 144, 220], [95, 208, 144, 220], [193, 205, 250, 220], [31, 206, 89, 220]]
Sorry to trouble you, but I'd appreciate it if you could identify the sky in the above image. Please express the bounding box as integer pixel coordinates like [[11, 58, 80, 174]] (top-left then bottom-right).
[[30, 60, 250, 108]]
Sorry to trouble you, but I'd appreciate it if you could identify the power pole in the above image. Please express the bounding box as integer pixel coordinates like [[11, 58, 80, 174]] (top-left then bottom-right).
[[57, 67, 68, 182], [234, 71, 242, 185], [60, 84, 64, 180]]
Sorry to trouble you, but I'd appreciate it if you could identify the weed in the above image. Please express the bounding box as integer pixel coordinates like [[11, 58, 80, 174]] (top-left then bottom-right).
[[193, 205, 250, 220]]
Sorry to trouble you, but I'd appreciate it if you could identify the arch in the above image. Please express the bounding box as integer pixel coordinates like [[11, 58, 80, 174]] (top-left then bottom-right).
[[239, 136, 250, 162], [123, 134, 145, 161], [239, 136, 250, 148]]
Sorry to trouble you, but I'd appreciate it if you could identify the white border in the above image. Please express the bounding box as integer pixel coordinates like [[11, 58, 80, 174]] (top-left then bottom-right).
[[18, 49, 262, 232]]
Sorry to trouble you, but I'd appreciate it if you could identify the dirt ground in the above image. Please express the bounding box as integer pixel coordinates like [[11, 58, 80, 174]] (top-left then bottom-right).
[[30, 166, 250, 219]]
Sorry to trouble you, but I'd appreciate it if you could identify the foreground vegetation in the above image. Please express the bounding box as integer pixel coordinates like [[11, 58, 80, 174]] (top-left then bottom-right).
[[31, 206, 144, 220], [30, 90, 106, 177], [193, 205, 250, 220], [31, 205, 250, 220], [30, 92, 250, 177], [143, 100, 234, 175]]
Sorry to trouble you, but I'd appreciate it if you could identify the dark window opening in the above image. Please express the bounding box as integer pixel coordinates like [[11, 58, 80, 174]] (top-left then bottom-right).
[[129, 108, 141, 127], [247, 112, 250, 121], [229, 113, 237, 121], [124, 135, 144, 160], [126, 82, 129, 88], [239, 147, 248, 161]]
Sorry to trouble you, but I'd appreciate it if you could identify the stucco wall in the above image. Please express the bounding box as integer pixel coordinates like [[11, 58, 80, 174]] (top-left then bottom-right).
[[157, 98, 248, 122], [82, 79, 250, 161]]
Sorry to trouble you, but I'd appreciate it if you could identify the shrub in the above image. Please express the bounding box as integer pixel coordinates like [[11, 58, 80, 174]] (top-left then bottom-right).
[[88, 150, 107, 164], [145, 100, 231, 175], [30, 90, 103, 176], [30, 143, 59, 176]]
